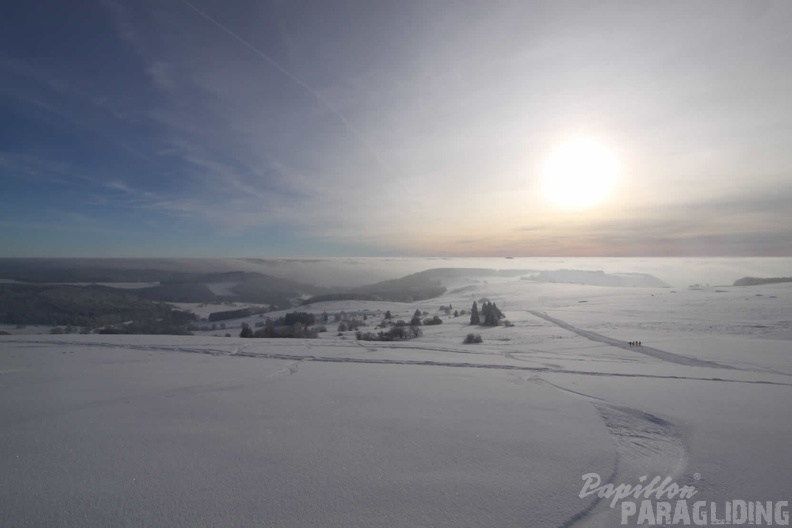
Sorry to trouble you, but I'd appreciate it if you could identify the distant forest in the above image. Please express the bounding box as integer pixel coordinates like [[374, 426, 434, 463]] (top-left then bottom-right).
[[0, 268, 448, 332], [733, 277, 792, 286], [0, 283, 195, 329]]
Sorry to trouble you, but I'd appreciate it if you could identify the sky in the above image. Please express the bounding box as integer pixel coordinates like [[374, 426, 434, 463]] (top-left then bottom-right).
[[1, 0, 791, 257]]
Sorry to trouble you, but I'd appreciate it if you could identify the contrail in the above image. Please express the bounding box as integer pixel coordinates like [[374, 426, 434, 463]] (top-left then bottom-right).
[[179, 0, 391, 172]]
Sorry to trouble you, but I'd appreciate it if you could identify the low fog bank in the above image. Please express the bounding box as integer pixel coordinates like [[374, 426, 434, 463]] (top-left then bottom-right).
[[1, 257, 790, 289]]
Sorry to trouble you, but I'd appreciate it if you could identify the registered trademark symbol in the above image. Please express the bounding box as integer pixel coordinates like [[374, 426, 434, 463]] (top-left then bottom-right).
[[693, 473, 701, 480]]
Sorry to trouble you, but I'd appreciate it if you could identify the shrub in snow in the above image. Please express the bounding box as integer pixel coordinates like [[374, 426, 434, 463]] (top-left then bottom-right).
[[463, 333, 483, 344]]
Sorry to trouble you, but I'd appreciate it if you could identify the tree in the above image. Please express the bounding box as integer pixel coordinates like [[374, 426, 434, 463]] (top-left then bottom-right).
[[481, 302, 504, 326], [292, 322, 305, 338], [470, 301, 480, 325], [240, 325, 253, 338], [384, 310, 392, 319], [483, 302, 496, 326]]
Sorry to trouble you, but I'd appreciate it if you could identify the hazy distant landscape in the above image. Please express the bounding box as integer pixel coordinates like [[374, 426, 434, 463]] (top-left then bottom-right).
[[2, 257, 791, 335]]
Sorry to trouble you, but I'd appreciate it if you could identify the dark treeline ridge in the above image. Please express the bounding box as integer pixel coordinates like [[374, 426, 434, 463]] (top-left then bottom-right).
[[733, 276, 792, 286], [208, 306, 269, 322], [0, 266, 330, 308], [0, 283, 196, 329], [305, 271, 446, 304]]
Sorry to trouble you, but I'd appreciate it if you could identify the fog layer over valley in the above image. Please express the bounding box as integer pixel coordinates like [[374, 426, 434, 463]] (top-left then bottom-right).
[[1, 259, 791, 527], [2, 257, 791, 288]]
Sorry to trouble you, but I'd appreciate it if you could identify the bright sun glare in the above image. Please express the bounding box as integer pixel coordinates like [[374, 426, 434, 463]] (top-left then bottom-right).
[[541, 138, 619, 209]]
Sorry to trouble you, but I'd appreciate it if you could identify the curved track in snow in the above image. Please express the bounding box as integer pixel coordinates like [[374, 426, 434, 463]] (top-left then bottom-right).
[[528, 311, 736, 370]]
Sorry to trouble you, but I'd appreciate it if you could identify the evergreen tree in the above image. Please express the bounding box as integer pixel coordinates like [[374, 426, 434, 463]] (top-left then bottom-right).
[[470, 301, 480, 325], [480, 302, 504, 326], [484, 307, 497, 326]]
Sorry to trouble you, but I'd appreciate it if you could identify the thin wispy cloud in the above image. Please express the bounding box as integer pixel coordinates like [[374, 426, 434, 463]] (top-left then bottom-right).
[[179, 0, 392, 174]]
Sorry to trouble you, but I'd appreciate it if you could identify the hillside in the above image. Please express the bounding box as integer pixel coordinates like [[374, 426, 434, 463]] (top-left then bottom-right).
[[0, 284, 177, 327], [734, 276, 792, 287]]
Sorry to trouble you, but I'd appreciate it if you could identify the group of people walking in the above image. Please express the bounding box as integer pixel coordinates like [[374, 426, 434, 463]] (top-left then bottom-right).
[[628, 341, 642, 347]]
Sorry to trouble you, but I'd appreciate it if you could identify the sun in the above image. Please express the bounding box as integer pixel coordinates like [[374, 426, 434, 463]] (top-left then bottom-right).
[[541, 138, 619, 209]]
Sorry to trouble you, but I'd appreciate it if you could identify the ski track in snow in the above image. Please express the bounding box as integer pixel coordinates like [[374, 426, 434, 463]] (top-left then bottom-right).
[[529, 376, 690, 528], [4, 339, 791, 387], [529, 311, 739, 370]]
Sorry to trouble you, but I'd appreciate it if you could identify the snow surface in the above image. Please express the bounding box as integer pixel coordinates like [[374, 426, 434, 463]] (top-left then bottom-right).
[[1, 270, 791, 527]]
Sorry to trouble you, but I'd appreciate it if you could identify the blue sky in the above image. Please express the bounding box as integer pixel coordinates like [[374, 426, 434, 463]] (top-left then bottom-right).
[[2, 0, 791, 257]]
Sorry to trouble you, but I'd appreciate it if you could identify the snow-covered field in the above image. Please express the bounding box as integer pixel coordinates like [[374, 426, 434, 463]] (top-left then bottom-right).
[[1, 272, 791, 527]]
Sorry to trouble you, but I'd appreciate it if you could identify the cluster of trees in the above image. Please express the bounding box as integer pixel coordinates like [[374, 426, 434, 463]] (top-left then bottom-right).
[[469, 301, 504, 326], [208, 306, 269, 322], [225, 303, 492, 343], [240, 310, 382, 339], [374, 309, 442, 329], [239, 312, 326, 339], [405, 309, 443, 327], [422, 315, 443, 326], [239, 309, 379, 339], [356, 325, 422, 342], [338, 318, 364, 332], [81, 309, 197, 336]]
